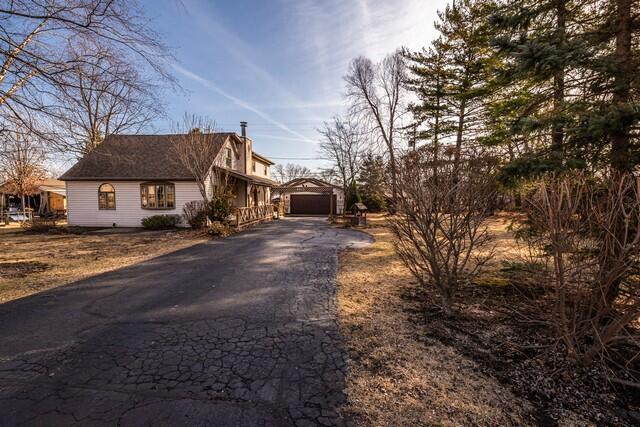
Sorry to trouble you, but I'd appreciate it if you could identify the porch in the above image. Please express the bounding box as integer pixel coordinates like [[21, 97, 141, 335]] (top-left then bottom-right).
[[224, 170, 278, 227], [0, 179, 67, 224]]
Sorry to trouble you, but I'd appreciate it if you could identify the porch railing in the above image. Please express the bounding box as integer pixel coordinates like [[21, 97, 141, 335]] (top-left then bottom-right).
[[0, 208, 33, 224], [234, 204, 274, 227]]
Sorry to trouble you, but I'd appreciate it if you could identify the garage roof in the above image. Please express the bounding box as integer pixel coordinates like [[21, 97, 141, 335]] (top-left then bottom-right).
[[274, 177, 341, 193]]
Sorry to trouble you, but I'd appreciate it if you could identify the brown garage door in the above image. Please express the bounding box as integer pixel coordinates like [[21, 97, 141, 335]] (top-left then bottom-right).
[[290, 194, 337, 215]]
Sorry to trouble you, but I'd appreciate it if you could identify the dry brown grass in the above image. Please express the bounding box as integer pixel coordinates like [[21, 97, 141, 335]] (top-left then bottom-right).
[[337, 213, 536, 426], [0, 226, 206, 303]]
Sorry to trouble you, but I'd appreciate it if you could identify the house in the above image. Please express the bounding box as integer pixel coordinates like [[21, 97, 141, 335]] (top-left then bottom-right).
[[59, 122, 277, 227], [0, 178, 67, 219], [274, 177, 344, 215]]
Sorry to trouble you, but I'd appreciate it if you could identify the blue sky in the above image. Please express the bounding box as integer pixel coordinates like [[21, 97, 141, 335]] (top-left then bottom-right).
[[143, 0, 449, 171]]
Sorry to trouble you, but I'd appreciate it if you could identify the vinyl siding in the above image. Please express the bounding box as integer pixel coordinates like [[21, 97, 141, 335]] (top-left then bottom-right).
[[65, 180, 202, 227]]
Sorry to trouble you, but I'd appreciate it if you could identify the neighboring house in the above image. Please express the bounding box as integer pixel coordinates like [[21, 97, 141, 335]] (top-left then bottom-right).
[[59, 123, 277, 227], [0, 178, 67, 217], [274, 178, 344, 215]]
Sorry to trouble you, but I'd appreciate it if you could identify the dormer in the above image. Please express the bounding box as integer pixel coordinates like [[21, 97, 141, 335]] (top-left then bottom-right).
[[251, 152, 274, 178]]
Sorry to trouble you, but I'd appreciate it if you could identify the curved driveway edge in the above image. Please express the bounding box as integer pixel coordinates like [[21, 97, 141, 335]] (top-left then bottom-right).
[[0, 217, 372, 426]]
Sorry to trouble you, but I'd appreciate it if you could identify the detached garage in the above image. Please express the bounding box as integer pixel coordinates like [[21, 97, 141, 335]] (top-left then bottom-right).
[[274, 178, 344, 216], [290, 194, 337, 215]]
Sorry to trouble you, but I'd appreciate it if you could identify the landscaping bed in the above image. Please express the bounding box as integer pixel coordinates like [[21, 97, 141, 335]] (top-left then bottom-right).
[[337, 213, 639, 426], [0, 226, 207, 303]]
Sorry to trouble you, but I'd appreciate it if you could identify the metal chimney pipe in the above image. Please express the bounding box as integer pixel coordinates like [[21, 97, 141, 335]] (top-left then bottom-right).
[[240, 121, 247, 139]]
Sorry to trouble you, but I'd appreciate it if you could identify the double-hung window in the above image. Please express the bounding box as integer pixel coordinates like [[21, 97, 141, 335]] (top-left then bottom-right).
[[225, 148, 233, 168]]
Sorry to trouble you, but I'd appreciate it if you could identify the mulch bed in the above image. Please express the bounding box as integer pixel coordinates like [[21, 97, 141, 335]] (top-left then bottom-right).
[[404, 277, 640, 426]]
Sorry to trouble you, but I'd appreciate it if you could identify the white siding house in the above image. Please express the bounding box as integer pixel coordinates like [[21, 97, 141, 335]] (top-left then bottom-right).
[[66, 181, 202, 227], [60, 126, 277, 228]]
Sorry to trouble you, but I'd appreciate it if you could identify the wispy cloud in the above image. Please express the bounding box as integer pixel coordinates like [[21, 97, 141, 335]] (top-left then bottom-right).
[[251, 133, 321, 143], [172, 63, 316, 144], [286, 0, 447, 81], [178, 1, 325, 123]]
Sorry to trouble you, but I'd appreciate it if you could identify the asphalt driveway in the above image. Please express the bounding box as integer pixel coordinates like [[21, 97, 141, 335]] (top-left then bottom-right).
[[0, 218, 371, 426]]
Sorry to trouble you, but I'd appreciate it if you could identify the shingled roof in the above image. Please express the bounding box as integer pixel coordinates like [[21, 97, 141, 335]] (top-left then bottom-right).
[[59, 134, 235, 181]]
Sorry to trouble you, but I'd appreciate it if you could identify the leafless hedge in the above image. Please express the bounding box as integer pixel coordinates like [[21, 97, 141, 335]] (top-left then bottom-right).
[[522, 172, 640, 368], [389, 147, 497, 314]]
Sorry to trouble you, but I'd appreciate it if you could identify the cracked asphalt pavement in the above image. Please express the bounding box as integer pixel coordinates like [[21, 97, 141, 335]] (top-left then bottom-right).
[[0, 217, 372, 426]]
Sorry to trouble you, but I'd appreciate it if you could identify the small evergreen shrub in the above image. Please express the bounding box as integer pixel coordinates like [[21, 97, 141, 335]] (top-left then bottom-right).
[[361, 192, 386, 213], [344, 181, 362, 211], [207, 191, 235, 222], [141, 214, 180, 230]]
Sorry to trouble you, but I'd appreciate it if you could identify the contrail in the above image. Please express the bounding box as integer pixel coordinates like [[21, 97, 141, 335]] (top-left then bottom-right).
[[172, 63, 316, 144]]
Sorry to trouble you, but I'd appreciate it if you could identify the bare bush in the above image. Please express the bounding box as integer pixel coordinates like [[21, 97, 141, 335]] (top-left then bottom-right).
[[522, 172, 640, 368], [182, 200, 208, 229], [388, 146, 497, 314]]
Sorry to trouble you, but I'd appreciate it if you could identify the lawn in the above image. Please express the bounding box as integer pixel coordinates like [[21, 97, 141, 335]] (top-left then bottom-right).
[[0, 225, 207, 303], [337, 213, 637, 426]]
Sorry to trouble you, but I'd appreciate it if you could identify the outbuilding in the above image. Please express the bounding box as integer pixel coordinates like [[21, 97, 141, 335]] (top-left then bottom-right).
[[273, 178, 344, 216]]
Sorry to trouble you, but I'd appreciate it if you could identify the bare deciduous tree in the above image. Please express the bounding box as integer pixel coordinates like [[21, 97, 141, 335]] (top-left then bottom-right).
[[272, 163, 312, 183], [318, 115, 367, 201], [389, 146, 497, 314], [316, 168, 339, 185], [170, 115, 223, 202], [345, 51, 406, 203], [51, 43, 163, 156], [0, 0, 173, 137], [0, 125, 45, 220]]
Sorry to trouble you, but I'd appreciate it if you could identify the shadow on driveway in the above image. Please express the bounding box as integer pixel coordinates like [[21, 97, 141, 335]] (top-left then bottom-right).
[[0, 218, 371, 426]]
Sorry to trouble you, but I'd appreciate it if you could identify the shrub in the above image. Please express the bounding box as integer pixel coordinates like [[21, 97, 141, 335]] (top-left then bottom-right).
[[183, 200, 208, 228], [141, 214, 180, 230], [521, 171, 640, 366], [388, 147, 497, 314], [208, 191, 235, 223], [207, 220, 229, 237], [360, 192, 386, 213]]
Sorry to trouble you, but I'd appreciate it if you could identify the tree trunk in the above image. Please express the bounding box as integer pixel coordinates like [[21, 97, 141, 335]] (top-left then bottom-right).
[[388, 140, 398, 206], [434, 73, 441, 184], [610, 0, 631, 173], [453, 98, 467, 177], [603, 0, 633, 305], [21, 194, 26, 222], [551, 0, 566, 166]]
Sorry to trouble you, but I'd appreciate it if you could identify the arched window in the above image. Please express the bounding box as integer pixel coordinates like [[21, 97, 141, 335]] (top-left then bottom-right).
[[98, 183, 116, 210]]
